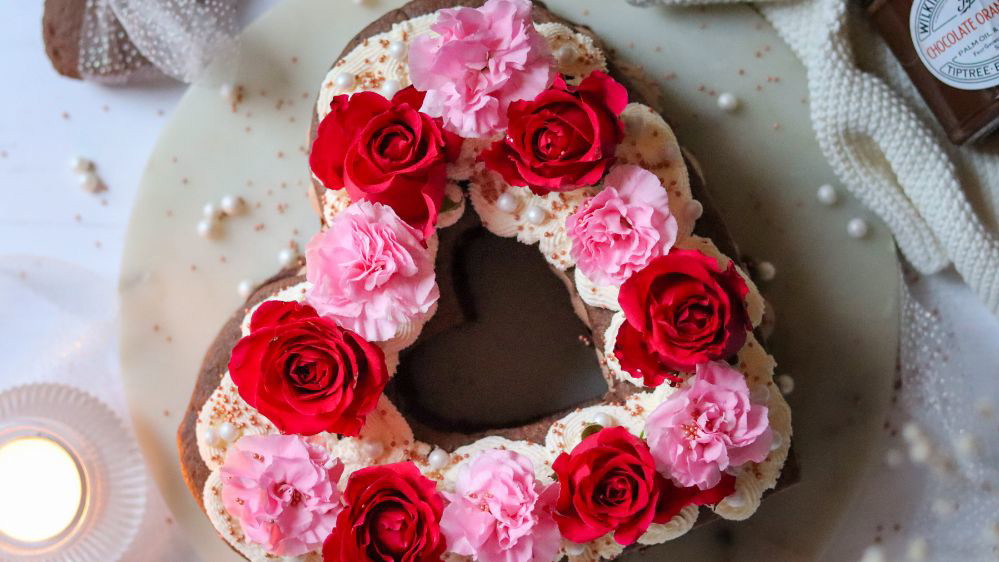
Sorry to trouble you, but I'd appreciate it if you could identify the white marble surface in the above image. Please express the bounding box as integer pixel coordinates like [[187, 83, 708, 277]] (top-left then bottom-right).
[[0, 1, 996, 561]]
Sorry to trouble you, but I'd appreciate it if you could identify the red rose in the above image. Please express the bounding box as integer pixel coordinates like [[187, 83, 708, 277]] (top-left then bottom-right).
[[310, 86, 462, 239], [228, 300, 389, 436], [323, 462, 446, 562], [480, 71, 627, 195], [552, 427, 734, 546], [614, 248, 751, 386]]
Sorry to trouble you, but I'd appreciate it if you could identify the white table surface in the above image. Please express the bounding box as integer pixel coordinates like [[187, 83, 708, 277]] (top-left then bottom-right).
[[2, 1, 997, 560]]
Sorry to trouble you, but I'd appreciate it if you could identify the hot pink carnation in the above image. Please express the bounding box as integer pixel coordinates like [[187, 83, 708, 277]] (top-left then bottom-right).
[[645, 361, 773, 490], [306, 201, 439, 342], [220, 435, 343, 557], [566, 164, 678, 286], [441, 449, 561, 562], [409, 0, 554, 138]]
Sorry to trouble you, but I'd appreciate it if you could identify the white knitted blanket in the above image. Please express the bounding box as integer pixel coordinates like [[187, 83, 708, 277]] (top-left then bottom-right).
[[634, 0, 999, 315]]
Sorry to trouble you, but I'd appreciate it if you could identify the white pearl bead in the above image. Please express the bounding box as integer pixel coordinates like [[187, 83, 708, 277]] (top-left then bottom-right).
[[769, 431, 782, 451], [203, 427, 219, 447], [196, 218, 218, 239], [564, 542, 586, 556], [907, 537, 929, 562], [218, 422, 238, 443], [555, 45, 576, 66], [362, 441, 384, 459], [79, 171, 102, 193], [427, 448, 450, 470], [901, 422, 922, 443], [495, 193, 518, 213], [69, 156, 94, 173], [202, 202, 222, 219], [685, 200, 703, 221], [756, 261, 776, 281], [816, 183, 838, 205], [277, 246, 299, 268], [525, 206, 547, 225], [847, 218, 869, 239], [334, 73, 356, 89], [237, 279, 254, 298], [909, 441, 932, 463], [220, 194, 245, 215], [776, 374, 794, 395], [859, 545, 886, 562], [388, 41, 407, 60], [380, 79, 402, 98], [883, 447, 904, 467], [590, 412, 615, 428], [717, 92, 739, 112], [723, 491, 745, 508]]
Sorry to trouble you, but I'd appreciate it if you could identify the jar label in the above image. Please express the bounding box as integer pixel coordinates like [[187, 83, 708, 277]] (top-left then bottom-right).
[[910, 0, 999, 90]]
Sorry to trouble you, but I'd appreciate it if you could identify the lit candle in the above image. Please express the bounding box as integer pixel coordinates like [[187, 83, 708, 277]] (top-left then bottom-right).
[[0, 437, 83, 543]]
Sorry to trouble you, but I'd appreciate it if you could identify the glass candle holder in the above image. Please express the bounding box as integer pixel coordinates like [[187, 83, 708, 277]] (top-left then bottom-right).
[[0, 383, 145, 561]]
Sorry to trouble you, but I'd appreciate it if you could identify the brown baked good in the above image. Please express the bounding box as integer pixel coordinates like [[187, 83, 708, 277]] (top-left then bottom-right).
[[42, 0, 85, 79], [179, 1, 796, 559]]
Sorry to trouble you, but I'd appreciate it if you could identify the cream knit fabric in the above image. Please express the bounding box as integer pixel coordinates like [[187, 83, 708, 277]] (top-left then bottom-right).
[[635, 0, 999, 315]]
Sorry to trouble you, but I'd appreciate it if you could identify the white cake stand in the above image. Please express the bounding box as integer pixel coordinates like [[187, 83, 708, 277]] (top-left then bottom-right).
[[119, 1, 900, 560]]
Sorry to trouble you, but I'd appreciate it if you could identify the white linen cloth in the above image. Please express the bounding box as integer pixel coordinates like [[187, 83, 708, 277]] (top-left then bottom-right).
[[0, 256, 197, 562], [635, 0, 999, 317]]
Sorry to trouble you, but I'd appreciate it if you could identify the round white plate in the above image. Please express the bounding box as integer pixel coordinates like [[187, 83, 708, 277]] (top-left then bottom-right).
[[119, 1, 900, 560]]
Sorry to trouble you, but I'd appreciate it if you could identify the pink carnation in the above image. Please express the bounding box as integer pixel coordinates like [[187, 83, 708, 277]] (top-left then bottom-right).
[[305, 201, 439, 342], [409, 0, 554, 138], [220, 435, 343, 556], [440, 449, 561, 562], [566, 164, 678, 286], [645, 361, 773, 490]]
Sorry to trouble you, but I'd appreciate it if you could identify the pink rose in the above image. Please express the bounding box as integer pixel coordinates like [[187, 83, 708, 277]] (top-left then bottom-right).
[[305, 201, 439, 342], [409, 0, 554, 138], [566, 164, 677, 286], [441, 449, 561, 562], [645, 361, 773, 490], [220, 435, 343, 557]]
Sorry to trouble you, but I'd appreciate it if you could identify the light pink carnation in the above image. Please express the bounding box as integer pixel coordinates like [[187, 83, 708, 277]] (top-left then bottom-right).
[[220, 435, 343, 556], [566, 164, 678, 286], [441, 449, 561, 562], [409, 0, 554, 138], [305, 201, 439, 342], [645, 361, 773, 490]]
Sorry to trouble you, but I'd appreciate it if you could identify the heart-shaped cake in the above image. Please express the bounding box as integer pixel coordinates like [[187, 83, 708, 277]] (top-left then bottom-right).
[[178, 1, 795, 560]]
